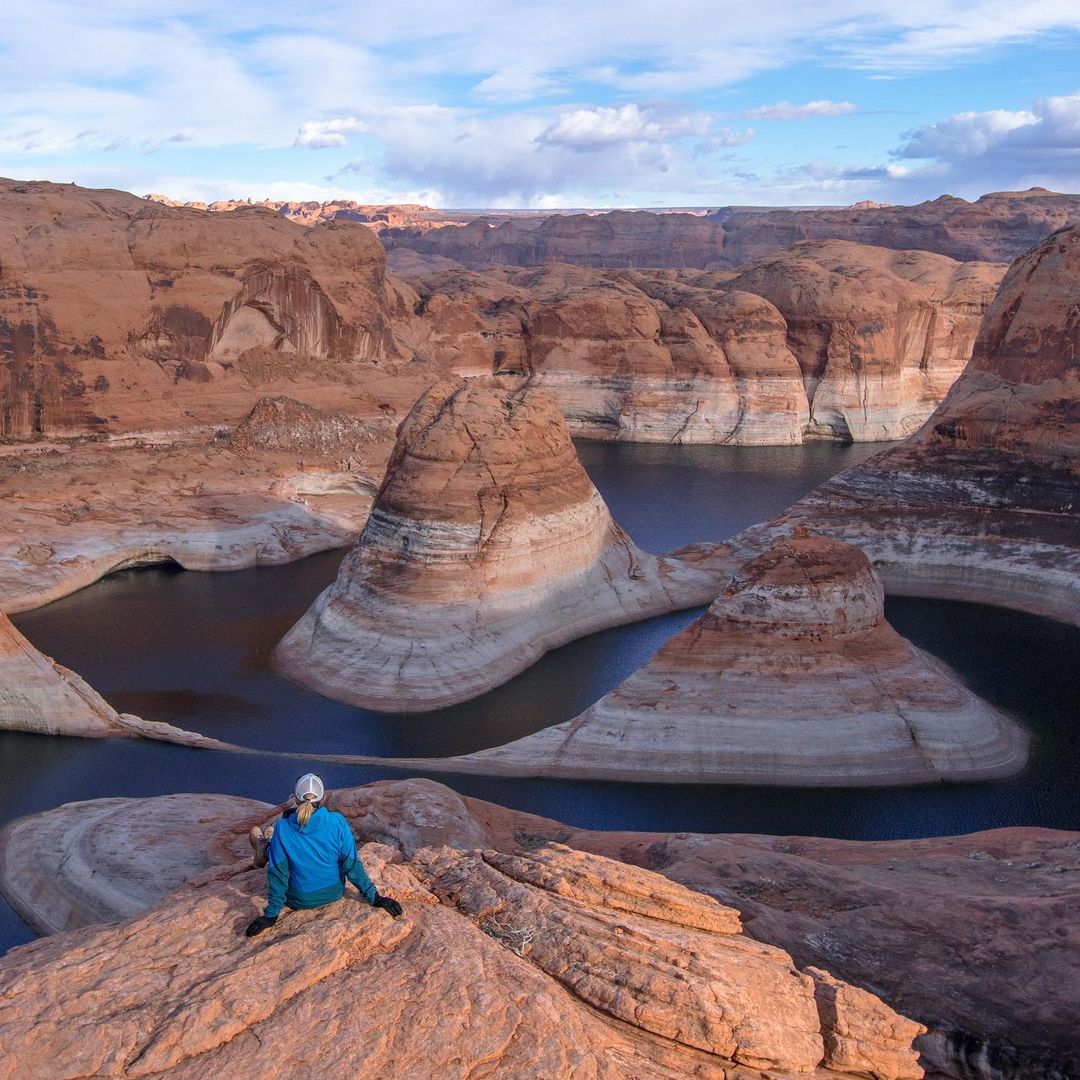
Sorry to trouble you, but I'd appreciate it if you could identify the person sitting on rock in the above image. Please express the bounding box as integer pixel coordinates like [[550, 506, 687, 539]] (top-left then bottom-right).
[[244, 773, 402, 937]]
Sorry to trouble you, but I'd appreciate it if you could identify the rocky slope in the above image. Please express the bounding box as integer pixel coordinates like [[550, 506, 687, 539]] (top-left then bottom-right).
[[402, 245, 1004, 443], [730, 224, 1080, 627], [452, 533, 1026, 785], [382, 189, 1080, 269], [6, 778, 1076, 1078], [275, 376, 736, 710], [0, 178, 423, 439], [2, 179, 1005, 446], [0, 813, 925, 1080]]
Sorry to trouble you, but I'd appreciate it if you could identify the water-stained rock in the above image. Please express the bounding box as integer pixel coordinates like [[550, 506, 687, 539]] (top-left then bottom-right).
[[454, 533, 1027, 784], [731, 224, 1080, 627], [274, 376, 735, 711]]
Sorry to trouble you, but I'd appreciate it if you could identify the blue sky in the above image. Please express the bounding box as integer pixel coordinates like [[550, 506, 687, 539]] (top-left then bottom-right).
[[2, 1, 1079, 207]]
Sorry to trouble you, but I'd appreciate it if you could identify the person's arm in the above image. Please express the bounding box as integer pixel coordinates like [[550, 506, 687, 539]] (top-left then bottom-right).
[[246, 826, 290, 936], [264, 826, 291, 917], [337, 817, 378, 904]]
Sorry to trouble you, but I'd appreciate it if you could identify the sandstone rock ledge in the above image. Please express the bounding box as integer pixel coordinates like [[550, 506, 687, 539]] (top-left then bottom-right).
[[275, 376, 736, 711], [0, 836, 924, 1079], [451, 533, 1028, 785]]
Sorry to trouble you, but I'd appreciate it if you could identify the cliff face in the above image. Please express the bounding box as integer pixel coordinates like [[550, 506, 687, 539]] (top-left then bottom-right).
[[725, 242, 1004, 441], [0, 805, 925, 1080], [403, 245, 1003, 444], [274, 376, 735, 711], [453, 533, 1027, 785], [382, 189, 1080, 269], [0, 178, 410, 439], [731, 224, 1080, 626]]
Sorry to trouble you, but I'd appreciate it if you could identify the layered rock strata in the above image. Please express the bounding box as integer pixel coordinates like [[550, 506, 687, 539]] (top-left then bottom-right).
[[446, 533, 1027, 784], [0, 396, 392, 613], [0, 831, 924, 1079], [0, 613, 227, 746], [0, 794, 270, 935], [403, 245, 1004, 443], [381, 189, 1080, 268], [275, 377, 736, 711], [730, 225, 1080, 627], [0, 177, 419, 439], [7, 778, 1075, 1078], [723, 242, 1004, 441]]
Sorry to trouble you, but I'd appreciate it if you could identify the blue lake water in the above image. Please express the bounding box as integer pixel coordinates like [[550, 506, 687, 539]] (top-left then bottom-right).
[[3, 439, 1078, 955]]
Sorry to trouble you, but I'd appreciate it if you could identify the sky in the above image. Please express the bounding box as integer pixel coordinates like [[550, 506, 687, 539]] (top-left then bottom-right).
[[1, 1, 1079, 208]]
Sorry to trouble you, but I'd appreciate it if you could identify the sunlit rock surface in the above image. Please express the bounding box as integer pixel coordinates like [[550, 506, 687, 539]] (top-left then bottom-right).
[[0, 398, 392, 615], [275, 376, 736, 711], [0, 817, 924, 1079], [7, 779, 1075, 1078], [402, 245, 1003, 444], [381, 190, 1080, 268], [0, 177, 422, 439]]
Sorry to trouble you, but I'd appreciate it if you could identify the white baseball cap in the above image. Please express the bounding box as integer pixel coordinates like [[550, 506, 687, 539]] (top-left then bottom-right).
[[294, 773, 325, 803]]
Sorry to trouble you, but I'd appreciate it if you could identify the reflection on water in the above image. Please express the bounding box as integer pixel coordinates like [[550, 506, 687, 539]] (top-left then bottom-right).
[[3, 439, 1078, 955]]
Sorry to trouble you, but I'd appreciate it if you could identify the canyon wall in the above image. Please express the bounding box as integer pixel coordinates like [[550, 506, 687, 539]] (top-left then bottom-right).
[[730, 224, 1080, 626], [381, 189, 1080, 269], [0, 178, 419, 439], [403, 244, 1004, 443]]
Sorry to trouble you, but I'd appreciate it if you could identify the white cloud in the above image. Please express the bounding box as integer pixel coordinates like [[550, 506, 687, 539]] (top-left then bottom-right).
[[896, 91, 1080, 190], [747, 100, 857, 120], [294, 117, 370, 149], [538, 104, 710, 150]]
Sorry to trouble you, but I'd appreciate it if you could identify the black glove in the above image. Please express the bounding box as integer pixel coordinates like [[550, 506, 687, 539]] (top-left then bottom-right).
[[244, 914, 278, 937], [373, 894, 403, 918]]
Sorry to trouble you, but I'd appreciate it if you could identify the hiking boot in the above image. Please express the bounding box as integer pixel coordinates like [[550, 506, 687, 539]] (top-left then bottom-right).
[[249, 823, 274, 868]]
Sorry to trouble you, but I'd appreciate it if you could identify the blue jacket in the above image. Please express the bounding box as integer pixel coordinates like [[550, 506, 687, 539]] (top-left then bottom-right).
[[263, 805, 378, 918]]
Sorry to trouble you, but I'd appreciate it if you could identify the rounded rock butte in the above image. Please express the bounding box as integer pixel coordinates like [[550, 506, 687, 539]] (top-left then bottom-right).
[[452, 532, 1028, 785], [274, 375, 735, 712]]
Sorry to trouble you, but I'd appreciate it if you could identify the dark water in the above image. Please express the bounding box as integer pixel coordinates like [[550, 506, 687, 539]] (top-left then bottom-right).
[[3, 440, 1079, 956]]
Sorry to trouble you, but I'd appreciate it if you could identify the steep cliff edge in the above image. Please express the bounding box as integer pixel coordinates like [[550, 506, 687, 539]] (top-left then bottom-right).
[[403, 245, 1004, 444], [0, 178, 419, 439], [730, 224, 1080, 626], [275, 376, 736, 710]]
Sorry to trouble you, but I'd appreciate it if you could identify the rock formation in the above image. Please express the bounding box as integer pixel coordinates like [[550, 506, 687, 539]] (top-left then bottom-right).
[[0, 611, 137, 737], [0, 826, 925, 1079], [723, 242, 1004, 441], [7, 778, 1076, 1078], [381, 189, 1080, 269], [0, 177, 420, 439], [444, 533, 1027, 785], [275, 376, 736, 711], [731, 224, 1080, 627], [0, 396, 392, 613], [0, 794, 270, 935], [404, 246, 1003, 444]]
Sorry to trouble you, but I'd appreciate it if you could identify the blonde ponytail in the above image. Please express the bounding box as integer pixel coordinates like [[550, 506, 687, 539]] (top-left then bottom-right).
[[296, 793, 318, 828]]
